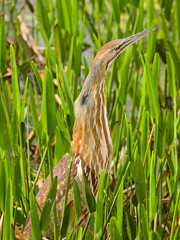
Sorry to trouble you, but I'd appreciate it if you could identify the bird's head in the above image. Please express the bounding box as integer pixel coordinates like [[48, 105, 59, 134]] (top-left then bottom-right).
[[93, 28, 155, 73], [74, 28, 156, 118]]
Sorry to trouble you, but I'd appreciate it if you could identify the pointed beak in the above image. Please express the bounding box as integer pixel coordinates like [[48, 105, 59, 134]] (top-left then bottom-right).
[[114, 28, 156, 54]]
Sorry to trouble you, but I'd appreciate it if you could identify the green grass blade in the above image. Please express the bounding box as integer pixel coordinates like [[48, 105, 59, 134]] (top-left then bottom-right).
[[60, 65, 74, 125], [40, 177, 58, 232], [141, 111, 149, 171], [109, 217, 121, 240], [147, 30, 156, 64], [73, 179, 81, 220], [54, 24, 63, 64], [0, 16, 6, 74], [149, 153, 156, 222], [72, 0, 78, 36], [56, 0, 64, 29], [54, 128, 69, 165], [83, 57, 90, 78], [119, 48, 132, 105], [77, 227, 83, 240], [147, 0, 156, 63], [0, 97, 11, 150], [166, 53, 176, 100], [11, 156, 21, 201], [3, 179, 13, 240], [29, 191, 42, 239], [3, 80, 11, 111], [81, 213, 92, 239], [10, 45, 20, 115], [61, 201, 74, 238], [59, 156, 73, 239], [134, 156, 145, 204], [29, 84, 41, 138], [175, 0, 180, 46], [0, 160, 6, 211], [26, 98, 32, 190], [36, 0, 51, 39], [110, 0, 120, 24], [173, 226, 180, 240], [149, 231, 161, 240], [30, 61, 43, 94], [20, 77, 28, 122], [127, 123, 133, 163], [56, 108, 71, 144], [74, 17, 84, 79], [41, 66, 56, 136], [62, 0, 72, 34], [170, 190, 180, 240], [165, 0, 173, 21], [144, 57, 160, 119], [126, 212, 136, 240], [141, 204, 149, 240], [167, 41, 180, 89], [152, 53, 160, 89], [0, 96, 14, 152], [117, 176, 124, 238], [165, 110, 174, 146], [11, 108, 18, 150], [67, 36, 74, 81], [94, 170, 104, 237], [147, 0, 154, 26], [31, 146, 48, 193], [82, 174, 96, 213], [40, 26, 56, 67], [157, 109, 165, 158], [55, 65, 67, 115]]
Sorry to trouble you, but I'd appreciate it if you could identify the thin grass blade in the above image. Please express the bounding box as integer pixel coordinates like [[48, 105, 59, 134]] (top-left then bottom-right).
[[73, 179, 81, 220], [141, 204, 149, 240], [170, 190, 180, 240], [20, 77, 28, 122], [134, 156, 145, 204], [149, 153, 156, 222], [41, 66, 56, 136], [30, 61, 43, 94], [117, 176, 124, 238], [59, 156, 73, 239], [109, 217, 121, 240], [40, 177, 58, 231], [166, 53, 176, 100], [94, 170, 104, 237], [60, 65, 74, 125], [167, 41, 180, 89], [82, 175, 96, 213], [29, 191, 42, 239], [144, 57, 160, 119], [29, 84, 41, 139], [36, 0, 51, 39], [0, 17, 6, 74], [0, 160, 6, 211], [10, 45, 20, 115], [11, 156, 21, 201], [3, 179, 13, 240]]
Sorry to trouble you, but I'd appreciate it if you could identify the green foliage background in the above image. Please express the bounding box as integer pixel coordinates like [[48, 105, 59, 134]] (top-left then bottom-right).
[[0, 0, 180, 239]]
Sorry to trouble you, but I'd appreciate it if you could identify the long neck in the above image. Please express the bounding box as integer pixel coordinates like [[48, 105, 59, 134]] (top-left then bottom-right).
[[71, 75, 113, 178]]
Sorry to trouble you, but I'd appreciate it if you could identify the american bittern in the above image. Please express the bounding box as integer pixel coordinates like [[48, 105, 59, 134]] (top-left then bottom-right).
[[23, 28, 155, 239]]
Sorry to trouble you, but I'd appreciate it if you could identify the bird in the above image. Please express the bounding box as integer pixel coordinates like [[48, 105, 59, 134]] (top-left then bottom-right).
[[23, 28, 155, 239]]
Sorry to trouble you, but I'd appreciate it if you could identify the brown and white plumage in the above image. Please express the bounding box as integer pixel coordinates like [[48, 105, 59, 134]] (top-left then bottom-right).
[[23, 28, 155, 239]]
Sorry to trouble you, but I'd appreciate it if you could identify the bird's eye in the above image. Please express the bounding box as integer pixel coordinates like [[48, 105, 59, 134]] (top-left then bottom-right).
[[114, 43, 122, 51]]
